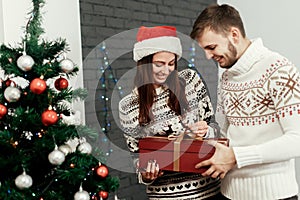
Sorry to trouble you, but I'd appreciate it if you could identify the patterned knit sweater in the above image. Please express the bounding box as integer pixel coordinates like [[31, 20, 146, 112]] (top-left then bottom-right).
[[217, 38, 300, 200], [119, 69, 220, 200]]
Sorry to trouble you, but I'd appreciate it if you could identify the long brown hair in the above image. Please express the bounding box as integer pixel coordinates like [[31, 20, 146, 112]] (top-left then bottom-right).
[[134, 54, 189, 125]]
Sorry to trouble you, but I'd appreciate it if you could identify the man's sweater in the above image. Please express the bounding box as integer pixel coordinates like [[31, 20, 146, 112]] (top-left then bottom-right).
[[217, 38, 300, 200]]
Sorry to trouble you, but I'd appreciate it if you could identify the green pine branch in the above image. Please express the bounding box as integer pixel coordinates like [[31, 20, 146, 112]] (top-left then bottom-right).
[[0, 0, 119, 198]]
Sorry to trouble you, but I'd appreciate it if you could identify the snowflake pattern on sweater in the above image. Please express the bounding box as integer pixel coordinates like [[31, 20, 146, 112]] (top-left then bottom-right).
[[217, 38, 300, 200], [220, 57, 300, 126], [119, 68, 218, 152]]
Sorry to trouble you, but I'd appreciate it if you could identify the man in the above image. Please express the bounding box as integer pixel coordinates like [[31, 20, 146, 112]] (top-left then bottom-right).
[[190, 3, 300, 200]]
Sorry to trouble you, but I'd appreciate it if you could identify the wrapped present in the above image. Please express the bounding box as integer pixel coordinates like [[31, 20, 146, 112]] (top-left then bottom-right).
[[139, 134, 229, 173]]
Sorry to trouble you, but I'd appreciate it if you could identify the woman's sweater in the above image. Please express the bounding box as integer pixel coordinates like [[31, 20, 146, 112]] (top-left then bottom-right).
[[119, 69, 220, 199], [217, 38, 300, 200]]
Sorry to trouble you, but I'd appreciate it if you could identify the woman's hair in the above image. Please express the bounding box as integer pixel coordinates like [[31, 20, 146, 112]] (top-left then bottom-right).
[[134, 54, 189, 125], [190, 4, 246, 40]]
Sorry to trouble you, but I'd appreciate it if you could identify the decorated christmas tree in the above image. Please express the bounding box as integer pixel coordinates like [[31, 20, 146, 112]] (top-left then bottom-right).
[[0, 0, 119, 199]]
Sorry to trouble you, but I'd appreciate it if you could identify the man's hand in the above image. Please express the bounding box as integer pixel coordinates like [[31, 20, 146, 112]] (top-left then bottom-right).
[[195, 140, 236, 179]]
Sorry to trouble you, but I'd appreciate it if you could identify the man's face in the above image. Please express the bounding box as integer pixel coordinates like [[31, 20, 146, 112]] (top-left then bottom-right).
[[198, 29, 238, 69]]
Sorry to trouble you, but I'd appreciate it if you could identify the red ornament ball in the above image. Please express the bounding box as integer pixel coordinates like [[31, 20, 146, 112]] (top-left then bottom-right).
[[5, 79, 13, 87], [30, 78, 46, 94], [0, 104, 7, 119], [96, 165, 109, 178], [42, 109, 58, 126], [98, 191, 108, 199], [54, 77, 68, 91]]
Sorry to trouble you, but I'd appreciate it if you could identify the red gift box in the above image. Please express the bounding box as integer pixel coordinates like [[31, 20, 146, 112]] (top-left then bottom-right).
[[139, 135, 229, 173]]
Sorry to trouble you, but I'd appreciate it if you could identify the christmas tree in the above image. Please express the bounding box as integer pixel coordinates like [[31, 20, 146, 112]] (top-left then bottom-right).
[[0, 0, 119, 199]]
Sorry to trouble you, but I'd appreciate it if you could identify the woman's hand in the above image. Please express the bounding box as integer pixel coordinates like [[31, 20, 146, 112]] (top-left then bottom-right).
[[188, 120, 208, 138], [140, 160, 164, 183]]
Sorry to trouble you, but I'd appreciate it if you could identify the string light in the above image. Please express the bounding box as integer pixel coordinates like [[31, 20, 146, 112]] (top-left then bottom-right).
[[188, 42, 203, 79], [188, 42, 196, 69], [98, 42, 124, 156]]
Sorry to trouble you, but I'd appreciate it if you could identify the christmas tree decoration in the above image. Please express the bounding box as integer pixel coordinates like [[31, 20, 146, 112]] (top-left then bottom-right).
[[14, 170, 33, 190], [41, 107, 58, 126], [23, 130, 33, 140], [0, 104, 7, 119], [0, 0, 119, 198], [5, 79, 13, 87], [4, 85, 21, 102], [77, 141, 92, 154], [59, 58, 75, 73], [74, 185, 90, 200], [60, 110, 81, 125], [98, 190, 108, 199], [95, 164, 109, 178], [58, 144, 72, 155], [16, 54, 34, 71], [30, 77, 47, 94], [54, 76, 68, 90], [10, 76, 30, 89], [48, 145, 65, 165]]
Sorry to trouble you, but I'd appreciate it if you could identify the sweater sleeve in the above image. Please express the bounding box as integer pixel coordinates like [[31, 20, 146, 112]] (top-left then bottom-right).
[[215, 75, 229, 138], [186, 69, 220, 137], [118, 92, 141, 153], [233, 63, 300, 168]]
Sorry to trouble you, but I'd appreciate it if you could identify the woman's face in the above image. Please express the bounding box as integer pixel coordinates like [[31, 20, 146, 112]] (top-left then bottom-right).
[[152, 51, 176, 87]]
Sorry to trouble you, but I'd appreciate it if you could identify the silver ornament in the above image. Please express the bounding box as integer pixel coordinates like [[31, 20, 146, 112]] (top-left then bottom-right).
[[74, 186, 90, 200], [15, 171, 33, 189], [59, 59, 74, 73], [4, 86, 21, 102], [77, 142, 92, 154], [17, 54, 34, 71], [58, 144, 72, 155], [48, 147, 65, 165]]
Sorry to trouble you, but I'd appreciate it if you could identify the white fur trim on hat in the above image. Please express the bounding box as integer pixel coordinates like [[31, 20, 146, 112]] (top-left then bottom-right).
[[133, 36, 182, 62]]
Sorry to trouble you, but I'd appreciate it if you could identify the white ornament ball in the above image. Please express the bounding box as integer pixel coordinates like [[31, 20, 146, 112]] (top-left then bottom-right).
[[17, 54, 34, 71], [74, 188, 90, 200], [48, 149, 65, 165], [15, 171, 33, 189], [77, 142, 92, 154], [4, 86, 21, 102], [58, 144, 72, 155], [59, 59, 74, 73]]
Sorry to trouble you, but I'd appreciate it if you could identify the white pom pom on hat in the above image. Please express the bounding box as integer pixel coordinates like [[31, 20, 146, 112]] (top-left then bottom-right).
[[133, 26, 182, 62]]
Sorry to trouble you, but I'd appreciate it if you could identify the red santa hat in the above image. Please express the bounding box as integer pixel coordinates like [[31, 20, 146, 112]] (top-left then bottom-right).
[[133, 26, 182, 62]]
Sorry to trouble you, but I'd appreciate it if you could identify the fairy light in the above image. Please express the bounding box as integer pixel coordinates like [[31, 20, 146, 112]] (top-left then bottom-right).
[[98, 42, 124, 156], [188, 42, 196, 69]]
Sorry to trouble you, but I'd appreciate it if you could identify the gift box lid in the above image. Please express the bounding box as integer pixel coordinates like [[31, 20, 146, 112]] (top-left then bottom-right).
[[139, 136, 228, 153]]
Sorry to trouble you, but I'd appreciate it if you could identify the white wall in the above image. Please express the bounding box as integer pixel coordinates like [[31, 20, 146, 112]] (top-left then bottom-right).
[[0, 0, 3, 42], [218, 0, 300, 195], [0, 0, 85, 122]]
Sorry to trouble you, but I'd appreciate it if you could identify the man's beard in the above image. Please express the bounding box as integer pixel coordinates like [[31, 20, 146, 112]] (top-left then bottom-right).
[[221, 41, 238, 69]]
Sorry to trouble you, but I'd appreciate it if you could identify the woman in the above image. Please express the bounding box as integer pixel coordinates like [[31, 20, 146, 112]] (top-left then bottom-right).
[[119, 26, 221, 200]]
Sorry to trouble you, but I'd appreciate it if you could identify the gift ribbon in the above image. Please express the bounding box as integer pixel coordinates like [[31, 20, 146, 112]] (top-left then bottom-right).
[[167, 130, 208, 171], [172, 133, 184, 171]]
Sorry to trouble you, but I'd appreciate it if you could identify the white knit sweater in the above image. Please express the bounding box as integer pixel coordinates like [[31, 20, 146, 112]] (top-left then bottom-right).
[[217, 38, 300, 200]]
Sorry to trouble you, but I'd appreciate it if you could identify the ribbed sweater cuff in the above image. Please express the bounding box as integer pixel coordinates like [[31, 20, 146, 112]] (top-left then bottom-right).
[[233, 146, 262, 168]]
